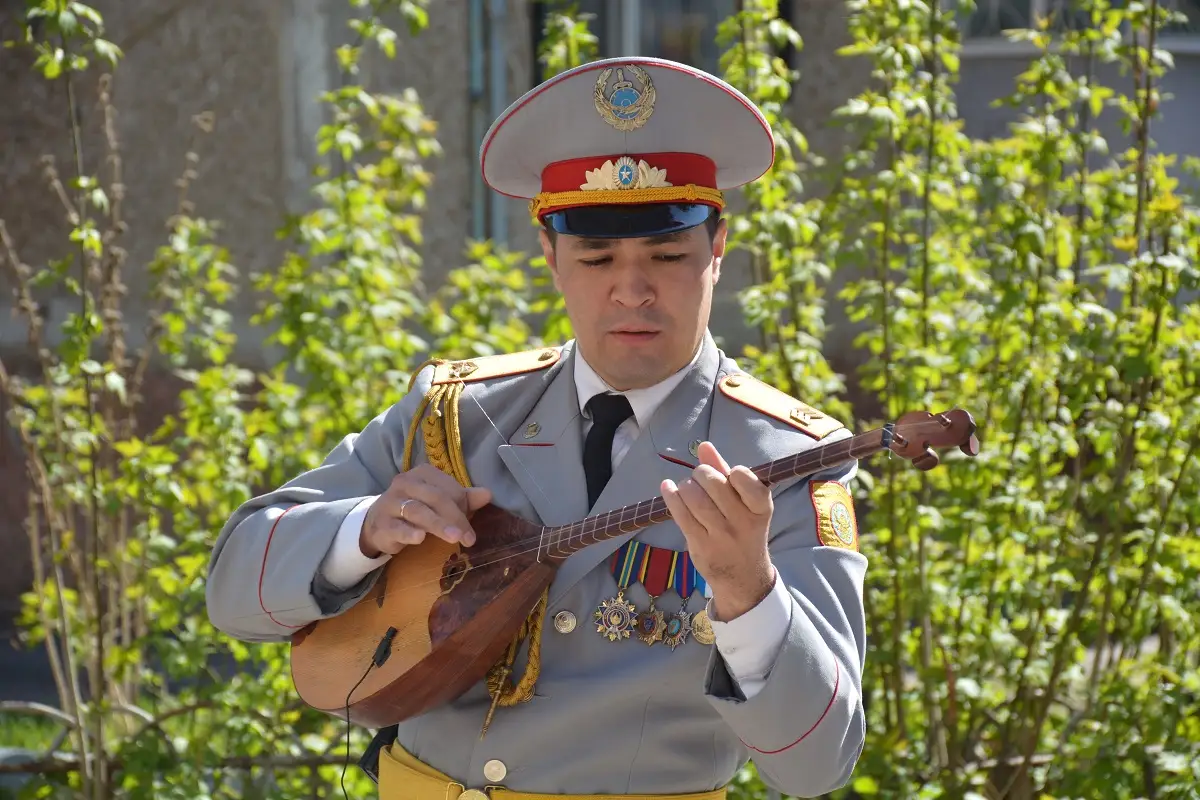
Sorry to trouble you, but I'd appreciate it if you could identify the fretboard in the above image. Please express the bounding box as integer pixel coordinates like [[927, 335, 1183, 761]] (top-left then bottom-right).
[[541, 427, 889, 561]]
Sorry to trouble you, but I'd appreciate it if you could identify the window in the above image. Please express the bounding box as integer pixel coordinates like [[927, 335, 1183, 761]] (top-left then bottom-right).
[[960, 0, 1200, 38], [531, 0, 792, 85]]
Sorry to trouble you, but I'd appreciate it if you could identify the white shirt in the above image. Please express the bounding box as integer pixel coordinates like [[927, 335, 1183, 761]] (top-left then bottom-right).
[[573, 339, 700, 468], [319, 344, 791, 698]]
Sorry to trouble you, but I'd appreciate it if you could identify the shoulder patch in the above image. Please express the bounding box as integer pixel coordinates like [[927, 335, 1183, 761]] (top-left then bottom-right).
[[810, 481, 858, 550], [431, 346, 562, 385], [717, 372, 844, 440]]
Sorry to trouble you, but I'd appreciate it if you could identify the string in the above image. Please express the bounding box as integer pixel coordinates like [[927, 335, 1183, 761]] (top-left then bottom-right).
[[229, 416, 967, 623], [459, 378, 564, 524], [223, 414, 969, 624]]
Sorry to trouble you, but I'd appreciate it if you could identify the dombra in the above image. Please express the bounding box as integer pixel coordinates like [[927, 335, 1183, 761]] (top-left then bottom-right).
[[289, 408, 981, 728]]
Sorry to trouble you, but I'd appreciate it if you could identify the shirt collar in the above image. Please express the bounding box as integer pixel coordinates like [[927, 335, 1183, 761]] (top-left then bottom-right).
[[574, 339, 703, 429]]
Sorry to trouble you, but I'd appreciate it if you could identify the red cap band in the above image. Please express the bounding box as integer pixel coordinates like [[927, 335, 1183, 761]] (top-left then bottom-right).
[[540, 152, 717, 193]]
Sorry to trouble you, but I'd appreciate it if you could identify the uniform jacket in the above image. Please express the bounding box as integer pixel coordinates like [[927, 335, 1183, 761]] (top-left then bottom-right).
[[205, 332, 868, 798]]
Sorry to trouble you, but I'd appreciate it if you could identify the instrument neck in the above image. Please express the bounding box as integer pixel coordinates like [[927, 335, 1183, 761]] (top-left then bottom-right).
[[541, 427, 890, 561]]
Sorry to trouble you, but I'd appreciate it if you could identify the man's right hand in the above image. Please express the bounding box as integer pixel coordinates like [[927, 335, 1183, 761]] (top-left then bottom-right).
[[359, 464, 492, 558]]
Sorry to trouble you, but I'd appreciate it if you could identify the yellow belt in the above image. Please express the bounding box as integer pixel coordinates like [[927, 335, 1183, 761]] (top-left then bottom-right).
[[377, 742, 727, 800]]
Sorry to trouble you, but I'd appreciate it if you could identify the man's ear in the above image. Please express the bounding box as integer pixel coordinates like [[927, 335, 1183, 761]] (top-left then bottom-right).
[[538, 228, 562, 290], [711, 217, 728, 284]]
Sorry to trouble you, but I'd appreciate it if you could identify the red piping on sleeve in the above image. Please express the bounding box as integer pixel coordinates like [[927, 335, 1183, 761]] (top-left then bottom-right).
[[257, 505, 305, 629], [740, 659, 840, 754]]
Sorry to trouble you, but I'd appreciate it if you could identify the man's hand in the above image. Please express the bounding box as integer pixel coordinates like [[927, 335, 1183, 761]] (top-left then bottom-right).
[[660, 441, 775, 621], [360, 464, 492, 558]]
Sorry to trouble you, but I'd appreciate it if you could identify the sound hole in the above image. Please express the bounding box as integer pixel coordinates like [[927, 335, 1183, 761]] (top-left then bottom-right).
[[440, 551, 470, 593]]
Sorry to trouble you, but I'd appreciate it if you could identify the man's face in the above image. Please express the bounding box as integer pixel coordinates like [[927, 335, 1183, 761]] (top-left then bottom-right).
[[539, 217, 727, 391]]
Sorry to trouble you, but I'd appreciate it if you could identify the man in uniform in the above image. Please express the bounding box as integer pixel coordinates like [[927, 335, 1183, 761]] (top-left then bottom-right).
[[206, 56, 868, 799]]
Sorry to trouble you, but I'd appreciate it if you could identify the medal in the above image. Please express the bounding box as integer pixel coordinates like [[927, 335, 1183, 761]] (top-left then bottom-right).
[[604, 541, 712, 649], [597, 542, 644, 641], [691, 608, 715, 645], [661, 602, 692, 650], [594, 591, 638, 641], [635, 599, 666, 644], [633, 540, 671, 645], [660, 549, 702, 649]]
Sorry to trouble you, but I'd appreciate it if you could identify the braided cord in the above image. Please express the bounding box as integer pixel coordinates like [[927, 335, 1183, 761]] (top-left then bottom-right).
[[405, 370, 549, 737], [528, 184, 724, 218]]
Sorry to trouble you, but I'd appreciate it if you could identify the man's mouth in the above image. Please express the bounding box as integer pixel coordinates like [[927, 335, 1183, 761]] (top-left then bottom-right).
[[610, 328, 660, 341]]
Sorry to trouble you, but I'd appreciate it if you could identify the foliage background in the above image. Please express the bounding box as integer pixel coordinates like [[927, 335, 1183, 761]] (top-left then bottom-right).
[[0, 0, 1197, 798]]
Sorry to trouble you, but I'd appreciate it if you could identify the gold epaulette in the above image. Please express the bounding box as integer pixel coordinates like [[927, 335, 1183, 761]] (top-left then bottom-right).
[[430, 346, 562, 385], [717, 372, 844, 440]]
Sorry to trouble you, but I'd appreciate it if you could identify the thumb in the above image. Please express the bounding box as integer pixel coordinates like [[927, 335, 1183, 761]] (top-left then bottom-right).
[[466, 486, 492, 511]]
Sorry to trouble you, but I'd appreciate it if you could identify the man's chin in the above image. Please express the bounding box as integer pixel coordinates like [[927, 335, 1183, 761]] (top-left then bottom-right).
[[596, 355, 676, 391]]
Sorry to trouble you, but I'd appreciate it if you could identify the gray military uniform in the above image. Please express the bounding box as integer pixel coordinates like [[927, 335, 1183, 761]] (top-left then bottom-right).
[[205, 332, 868, 797]]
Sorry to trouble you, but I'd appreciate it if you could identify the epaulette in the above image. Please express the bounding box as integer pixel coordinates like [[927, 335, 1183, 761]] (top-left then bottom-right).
[[717, 371, 844, 440], [430, 346, 562, 385]]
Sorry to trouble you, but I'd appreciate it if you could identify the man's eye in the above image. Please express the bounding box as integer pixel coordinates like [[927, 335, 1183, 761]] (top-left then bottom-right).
[[655, 253, 686, 262], [580, 257, 611, 267]]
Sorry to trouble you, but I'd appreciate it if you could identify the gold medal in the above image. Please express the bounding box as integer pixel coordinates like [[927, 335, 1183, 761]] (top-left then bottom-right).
[[691, 608, 715, 645], [636, 598, 666, 645], [594, 591, 638, 641]]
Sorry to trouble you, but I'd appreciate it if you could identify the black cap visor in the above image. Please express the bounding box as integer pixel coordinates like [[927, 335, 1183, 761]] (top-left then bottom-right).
[[542, 203, 715, 239]]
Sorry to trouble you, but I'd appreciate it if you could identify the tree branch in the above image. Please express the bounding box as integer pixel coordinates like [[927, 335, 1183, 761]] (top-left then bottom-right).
[[0, 752, 358, 776]]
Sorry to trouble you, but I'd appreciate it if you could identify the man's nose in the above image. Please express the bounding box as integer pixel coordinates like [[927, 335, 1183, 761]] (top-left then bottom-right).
[[611, 264, 654, 307]]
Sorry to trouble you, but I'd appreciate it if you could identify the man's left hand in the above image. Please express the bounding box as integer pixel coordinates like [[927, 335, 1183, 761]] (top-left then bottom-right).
[[661, 441, 775, 621]]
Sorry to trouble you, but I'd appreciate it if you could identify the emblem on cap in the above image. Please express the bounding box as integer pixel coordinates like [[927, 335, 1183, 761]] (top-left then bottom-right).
[[593, 65, 656, 131], [580, 157, 672, 191]]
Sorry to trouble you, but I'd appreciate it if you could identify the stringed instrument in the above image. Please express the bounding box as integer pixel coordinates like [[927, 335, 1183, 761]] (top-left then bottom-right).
[[289, 408, 980, 728]]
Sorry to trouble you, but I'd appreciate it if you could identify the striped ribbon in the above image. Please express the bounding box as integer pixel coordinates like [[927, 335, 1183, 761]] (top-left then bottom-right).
[[608, 540, 710, 599]]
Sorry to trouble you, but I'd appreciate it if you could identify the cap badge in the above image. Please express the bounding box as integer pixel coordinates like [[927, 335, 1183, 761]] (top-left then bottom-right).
[[593, 66, 656, 131], [580, 157, 672, 191]]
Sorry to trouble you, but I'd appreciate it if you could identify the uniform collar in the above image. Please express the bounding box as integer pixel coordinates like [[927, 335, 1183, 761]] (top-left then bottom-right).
[[574, 337, 704, 429]]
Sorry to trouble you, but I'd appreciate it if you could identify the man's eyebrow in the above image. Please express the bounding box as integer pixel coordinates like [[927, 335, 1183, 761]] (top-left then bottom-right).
[[572, 232, 690, 251], [641, 232, 689, 246], [574, 238, 616, 251]]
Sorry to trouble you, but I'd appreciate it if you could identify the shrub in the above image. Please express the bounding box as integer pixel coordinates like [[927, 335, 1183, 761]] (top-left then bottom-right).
[[1, 1, 1196, 799]]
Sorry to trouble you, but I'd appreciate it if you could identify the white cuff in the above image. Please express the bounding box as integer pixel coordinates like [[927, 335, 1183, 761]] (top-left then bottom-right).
[[319, 496, 390, 590], [707, 568, 792, 700]]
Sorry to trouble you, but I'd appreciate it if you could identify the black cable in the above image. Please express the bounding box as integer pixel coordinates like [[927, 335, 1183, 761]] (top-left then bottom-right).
[[341, 626, 397, 798]]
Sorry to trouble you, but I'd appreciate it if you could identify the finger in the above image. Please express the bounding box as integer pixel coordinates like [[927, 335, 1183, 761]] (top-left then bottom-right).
[[405, 465, 473, 514], [396, 472, 490, 536], [396, 478, 477, 545], [411, 474, 491, 533], [465, 486, 492, 512], [661, 479, 704, 540], [728, 466, 772, 515], [375, 517, 427, 552], [677, 476, 727, 535], [392, 495, 473, 547], [691, 463, 745, 522], [696, 441, 731, 475]]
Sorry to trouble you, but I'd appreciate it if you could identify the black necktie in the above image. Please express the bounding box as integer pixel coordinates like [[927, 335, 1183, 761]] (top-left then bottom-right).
[[583, 392, 634, 508]]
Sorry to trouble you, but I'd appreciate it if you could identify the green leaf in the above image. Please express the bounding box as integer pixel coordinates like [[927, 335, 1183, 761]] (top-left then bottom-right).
[[853, 776, 880, 794]]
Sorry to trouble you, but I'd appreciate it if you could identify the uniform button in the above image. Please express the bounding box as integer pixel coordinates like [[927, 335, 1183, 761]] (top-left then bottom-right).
[[460, 791, 489, 800], [483, 759, 507, 782], [553, 610, 577, 633]]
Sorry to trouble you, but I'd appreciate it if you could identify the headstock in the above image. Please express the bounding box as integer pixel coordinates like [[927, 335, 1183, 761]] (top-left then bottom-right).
[[886, 409, 980, 471]]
